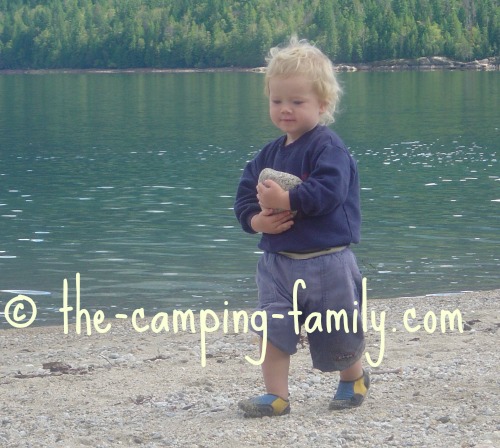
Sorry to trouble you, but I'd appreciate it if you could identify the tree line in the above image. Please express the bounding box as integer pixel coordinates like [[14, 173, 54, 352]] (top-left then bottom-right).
[[0, 0, 498, 70]]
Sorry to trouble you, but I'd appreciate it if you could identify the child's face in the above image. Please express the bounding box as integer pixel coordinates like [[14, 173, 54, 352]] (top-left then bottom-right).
[[268, 75, 326, 145]]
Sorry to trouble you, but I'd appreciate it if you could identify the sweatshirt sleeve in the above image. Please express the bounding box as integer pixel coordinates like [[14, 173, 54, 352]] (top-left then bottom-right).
[[234, 160, 261, 234], [288, 144, 352, 216]]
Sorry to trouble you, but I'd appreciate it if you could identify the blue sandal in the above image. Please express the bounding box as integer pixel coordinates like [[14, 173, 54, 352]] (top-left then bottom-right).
[[329, 369, 370, 410], [238, 393, 290, 418]]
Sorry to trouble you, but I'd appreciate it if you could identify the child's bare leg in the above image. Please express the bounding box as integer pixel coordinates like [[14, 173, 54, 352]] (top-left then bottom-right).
[[339, 359, 363, 381], [261, 340, 290, 399], [238, 340, 291, 417]]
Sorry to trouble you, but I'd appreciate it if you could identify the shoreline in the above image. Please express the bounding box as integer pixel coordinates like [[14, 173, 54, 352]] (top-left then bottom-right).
[[1, 288, 498, 447], [0, 56, 498, 75]]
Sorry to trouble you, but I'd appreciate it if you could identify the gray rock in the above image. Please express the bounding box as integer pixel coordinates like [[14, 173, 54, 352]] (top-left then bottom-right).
[[258, 168, 302, 191]]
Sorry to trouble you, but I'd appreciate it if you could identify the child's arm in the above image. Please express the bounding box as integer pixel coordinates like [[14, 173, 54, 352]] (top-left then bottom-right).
[[288, 146, 354, 216]]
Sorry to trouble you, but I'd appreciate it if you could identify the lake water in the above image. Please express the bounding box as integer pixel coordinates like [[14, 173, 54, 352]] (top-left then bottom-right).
[[0, 70, 498, 326]]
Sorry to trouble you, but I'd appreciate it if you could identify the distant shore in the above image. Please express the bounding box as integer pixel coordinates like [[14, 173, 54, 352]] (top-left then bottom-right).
[[1, 56, 498, 75], [336, 55, 499, 71]]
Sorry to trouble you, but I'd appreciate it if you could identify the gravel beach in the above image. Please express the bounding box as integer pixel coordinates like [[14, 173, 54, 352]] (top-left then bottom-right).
[[1, 289, 499, 448]]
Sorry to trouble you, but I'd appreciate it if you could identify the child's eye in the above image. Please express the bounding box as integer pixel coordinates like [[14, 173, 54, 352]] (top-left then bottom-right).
[[272, 100, 281, 104], [293, 100, 304, 105]]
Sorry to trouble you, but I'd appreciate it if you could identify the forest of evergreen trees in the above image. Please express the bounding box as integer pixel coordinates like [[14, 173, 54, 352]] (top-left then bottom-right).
[[0, 0, 498, 70]]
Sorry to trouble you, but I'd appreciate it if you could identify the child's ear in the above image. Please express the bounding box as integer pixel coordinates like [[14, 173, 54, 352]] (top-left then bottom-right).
[[319, 102, 328, 115]]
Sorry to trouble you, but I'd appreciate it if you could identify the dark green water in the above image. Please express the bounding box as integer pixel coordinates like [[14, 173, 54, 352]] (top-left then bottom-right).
[[0, 71, 498, 326]]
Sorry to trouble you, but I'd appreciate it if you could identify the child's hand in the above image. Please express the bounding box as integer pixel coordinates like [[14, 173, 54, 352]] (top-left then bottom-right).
[[256, 180, 291, 211], [250, 208, 294, 234]]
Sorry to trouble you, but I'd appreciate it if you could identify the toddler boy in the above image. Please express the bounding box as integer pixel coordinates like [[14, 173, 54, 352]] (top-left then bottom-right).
[[234, 37, 369, 417]]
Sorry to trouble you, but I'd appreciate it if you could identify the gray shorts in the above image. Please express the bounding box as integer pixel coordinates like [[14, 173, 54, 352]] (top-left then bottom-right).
[[254, 248, 365, 372]]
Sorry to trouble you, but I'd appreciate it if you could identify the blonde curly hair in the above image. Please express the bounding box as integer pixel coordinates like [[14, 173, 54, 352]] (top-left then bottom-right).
[[264, 36, 341, 125]]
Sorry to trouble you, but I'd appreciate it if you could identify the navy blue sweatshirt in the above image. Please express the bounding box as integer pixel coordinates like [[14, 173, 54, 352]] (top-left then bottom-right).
[[234, 125, 361, 253]]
